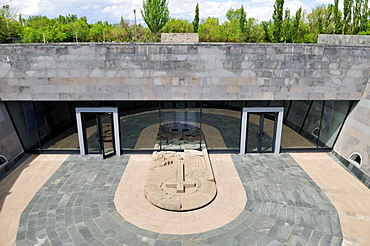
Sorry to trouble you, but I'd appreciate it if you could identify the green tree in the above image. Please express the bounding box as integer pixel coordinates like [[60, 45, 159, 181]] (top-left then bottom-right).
[[239, 5, 247, 41], [162, 18, 192, 33], [317, 9, 323, 34], [307, 4, 335, 38], [89, 21, 112, 42], [225, 6, 247, 42], [353, 0, 363, 34], [261, 21, 273, 42], [292, 7, 302, 42], [21, 15, 90, 43], [272, 0, 284, 42], [0, 15, 7, 42], [360, 0, 369, 32], [141, 0, 170, 37], [343, 0, 353, 34], [198, 17, 220, 41], [0, 1, 22, 43], [334, 0, 342, 34], [245, 18, 264, 43], [192, 3, 199, 33], [283, 9, 291, 42], [325, 5, 334, 32]]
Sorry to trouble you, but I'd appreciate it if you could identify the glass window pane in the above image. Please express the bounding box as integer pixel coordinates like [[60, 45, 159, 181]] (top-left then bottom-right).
[[202, 101, 242, 150], [300, 101, 324, 147], [285, 101, 311, 132], [82, 113, 100, 153], [41, 102, 79, 150], [118, 102, 160, 150], [281, 101, 317, 149], [319, 101, 351, 148], [160, 102, 202, 150], [6, 102, 40, 151]]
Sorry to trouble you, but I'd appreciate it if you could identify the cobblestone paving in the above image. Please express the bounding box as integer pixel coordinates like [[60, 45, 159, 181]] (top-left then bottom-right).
[[16, 154, 342, 246]]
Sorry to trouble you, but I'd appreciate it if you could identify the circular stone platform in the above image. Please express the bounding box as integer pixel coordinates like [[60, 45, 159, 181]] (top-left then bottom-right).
[[144, 150, 217, 211]]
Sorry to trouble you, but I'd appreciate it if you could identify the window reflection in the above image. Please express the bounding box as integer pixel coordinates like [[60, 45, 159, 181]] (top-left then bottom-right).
[[5, 100, 354, 153]]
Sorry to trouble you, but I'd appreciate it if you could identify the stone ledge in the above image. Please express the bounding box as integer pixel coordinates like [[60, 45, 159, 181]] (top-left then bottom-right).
[[332, 151, 370, 189], [318, 34, 370, 46]]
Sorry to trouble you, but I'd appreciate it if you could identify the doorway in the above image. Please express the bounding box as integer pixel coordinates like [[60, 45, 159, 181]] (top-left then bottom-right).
[[82, 113, 115, 158], [240, 107, 284, 154], [76, 108, 121, 157]]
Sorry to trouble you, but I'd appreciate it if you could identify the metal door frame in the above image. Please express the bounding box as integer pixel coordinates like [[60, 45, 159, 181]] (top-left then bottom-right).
[[98, 113, 116, 159], [240, 107, 284, 155], [76, 107, 121, 156]]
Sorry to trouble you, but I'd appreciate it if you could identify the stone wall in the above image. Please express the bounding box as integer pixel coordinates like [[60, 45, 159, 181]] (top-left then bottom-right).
[[318, 34, 370, 46], [0, 43, 369, 101], [0, 102, 23, 177], [334, 81, 370, 177]]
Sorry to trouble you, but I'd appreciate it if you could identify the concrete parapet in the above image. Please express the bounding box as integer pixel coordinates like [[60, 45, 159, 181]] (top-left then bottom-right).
[[318, 34, 370, 46]]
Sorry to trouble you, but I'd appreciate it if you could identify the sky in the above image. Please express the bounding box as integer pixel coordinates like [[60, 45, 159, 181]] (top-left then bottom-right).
[[8, 0, 334, 24]]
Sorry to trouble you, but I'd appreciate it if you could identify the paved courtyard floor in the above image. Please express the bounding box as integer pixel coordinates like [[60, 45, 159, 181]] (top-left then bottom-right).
[[0, 153, 369, 245]]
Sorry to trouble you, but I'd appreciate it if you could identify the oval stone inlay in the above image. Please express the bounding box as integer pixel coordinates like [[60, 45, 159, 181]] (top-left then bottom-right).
[[144, 149, 217, 211]]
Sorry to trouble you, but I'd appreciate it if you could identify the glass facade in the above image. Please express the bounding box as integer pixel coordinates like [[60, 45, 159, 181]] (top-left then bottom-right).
[[5, 100, 354, 154]]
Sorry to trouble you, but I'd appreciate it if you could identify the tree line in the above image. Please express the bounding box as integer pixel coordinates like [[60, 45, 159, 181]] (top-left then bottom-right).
[[0, 0, 369, 44]]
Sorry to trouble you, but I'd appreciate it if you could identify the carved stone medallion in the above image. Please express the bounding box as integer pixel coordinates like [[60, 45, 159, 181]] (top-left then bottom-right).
[[144, 149, 217, 211]]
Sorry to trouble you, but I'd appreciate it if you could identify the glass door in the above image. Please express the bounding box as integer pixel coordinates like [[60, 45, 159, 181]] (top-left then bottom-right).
[[246, 112, 277, 153], [82, 113, 116, 158], [98, 113, 115, 159], [82, 113, 101, 154]]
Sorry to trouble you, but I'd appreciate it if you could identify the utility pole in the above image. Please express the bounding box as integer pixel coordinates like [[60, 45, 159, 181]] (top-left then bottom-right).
[[3, 5, 10, 39], [134, 9, 137, 41]]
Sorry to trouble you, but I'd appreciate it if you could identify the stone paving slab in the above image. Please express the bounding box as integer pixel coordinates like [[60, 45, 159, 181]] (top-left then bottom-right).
[[15, 154, 342, 245], [291, 153, 370, 246]]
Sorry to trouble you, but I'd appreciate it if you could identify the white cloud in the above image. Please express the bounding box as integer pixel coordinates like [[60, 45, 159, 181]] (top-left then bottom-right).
[[10, 0, 316, 24], [81, 4, 102, 10]]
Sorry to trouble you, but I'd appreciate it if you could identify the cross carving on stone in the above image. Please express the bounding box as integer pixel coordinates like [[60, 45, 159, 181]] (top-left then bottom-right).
[[166, 160, 196, 193]]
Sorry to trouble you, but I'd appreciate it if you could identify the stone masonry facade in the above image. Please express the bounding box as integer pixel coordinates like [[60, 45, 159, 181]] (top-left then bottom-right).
[[0, 39, 370, 179], [0, 42, 369, 101], [0, 102, 23, 177]]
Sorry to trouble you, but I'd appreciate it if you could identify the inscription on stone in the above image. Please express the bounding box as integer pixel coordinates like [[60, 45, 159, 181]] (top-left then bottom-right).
[[144, 149, 217, 211]]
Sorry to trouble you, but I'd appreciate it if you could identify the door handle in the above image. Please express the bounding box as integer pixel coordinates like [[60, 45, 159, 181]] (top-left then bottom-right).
[[256, 130, 265, 140]]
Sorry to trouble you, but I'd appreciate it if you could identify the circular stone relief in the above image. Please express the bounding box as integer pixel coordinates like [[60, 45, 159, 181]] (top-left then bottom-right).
[[144, 149, 217, 211]]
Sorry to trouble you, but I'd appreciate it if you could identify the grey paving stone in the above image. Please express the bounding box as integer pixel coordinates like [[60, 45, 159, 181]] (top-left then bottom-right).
[[256, 236, 275, 246], [267, 239, 284, 246], [85, 237, 106, 246], [67, 225, 86, 245], [330, 236, 343, 246], [154, 240, 181, 246], [15, 154, 343, 246], [57, 228, 73, 244], [181, 233, 207, 245], [275, 222, 293, 242], [307, 230, 323, 245], [209, 237, 235, 246], [102, 237, 122, 246], [320, 233, 334, 246]]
